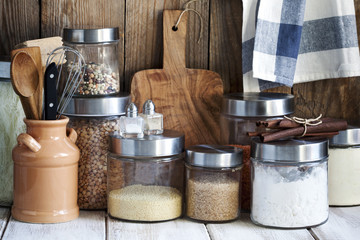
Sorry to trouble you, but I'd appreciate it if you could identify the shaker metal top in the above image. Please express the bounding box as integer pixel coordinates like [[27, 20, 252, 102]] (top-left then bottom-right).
[[63, 93, 130, 117], [142, 99, 155, 115], [330, 128, 360, 147], [109, 130, 185, 157], [63, 28, 119, 43], [251, 138, 329, 163], [126, 102, 138, 117], [186, 145, 243, 168], [222, 92, 294, 117]]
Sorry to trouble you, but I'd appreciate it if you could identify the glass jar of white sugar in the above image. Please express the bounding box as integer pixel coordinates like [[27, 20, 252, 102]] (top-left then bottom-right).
[[251, 138, 329, 229], [329, 128, 360, 206], [185, 145, 243, 222], [107, 130, 184, 222]]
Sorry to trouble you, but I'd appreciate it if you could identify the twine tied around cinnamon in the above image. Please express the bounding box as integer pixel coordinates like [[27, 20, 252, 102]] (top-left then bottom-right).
[[173, 0, 203, 43], [284, 114, 323, 137]]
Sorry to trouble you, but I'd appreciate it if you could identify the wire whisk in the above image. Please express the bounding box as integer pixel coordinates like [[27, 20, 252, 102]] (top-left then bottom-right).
[[46, 46, 86, 119]]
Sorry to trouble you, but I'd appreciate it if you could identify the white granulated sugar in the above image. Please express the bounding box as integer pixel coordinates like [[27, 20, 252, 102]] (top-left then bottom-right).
[[251, 162, 328, 228], [108, 184, 182, 221]]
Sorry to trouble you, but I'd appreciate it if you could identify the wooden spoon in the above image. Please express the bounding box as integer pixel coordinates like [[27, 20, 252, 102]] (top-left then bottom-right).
[[11, 51, 40, 120], [11, 47, 43, 119]]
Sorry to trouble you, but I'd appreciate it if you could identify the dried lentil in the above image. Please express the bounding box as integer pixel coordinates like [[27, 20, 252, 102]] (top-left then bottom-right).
[[68, 117, 119, 209]]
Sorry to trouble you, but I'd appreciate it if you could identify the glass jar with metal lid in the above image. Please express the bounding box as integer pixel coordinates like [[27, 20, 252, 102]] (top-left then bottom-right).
[[221, 92, 294, 145], [0, 58, 26, 206], [107, 130, 185, 222], [64, 93, 130, 209], [220, 92, 294, 212], [328, 128, 360, 206], [185, 145, 243, 222], [63, 27, 120, 96], [251, 138, 329, 229]]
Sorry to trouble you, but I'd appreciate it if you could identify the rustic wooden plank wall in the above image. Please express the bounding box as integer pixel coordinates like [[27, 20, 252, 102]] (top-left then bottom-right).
[[1, 0, 360, 125]]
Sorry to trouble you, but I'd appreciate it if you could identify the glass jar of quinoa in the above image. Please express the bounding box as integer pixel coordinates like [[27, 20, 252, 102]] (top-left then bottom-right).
[[107, 130, 185, 222]]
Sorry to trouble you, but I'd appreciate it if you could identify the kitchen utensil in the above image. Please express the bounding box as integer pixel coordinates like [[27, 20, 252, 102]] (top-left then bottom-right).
[[131, 10, 223, 147], [46, 46, 86, 119], [11, 47, 43, 120], [10, 51, 40, 120], [44, 62, 58, 120]]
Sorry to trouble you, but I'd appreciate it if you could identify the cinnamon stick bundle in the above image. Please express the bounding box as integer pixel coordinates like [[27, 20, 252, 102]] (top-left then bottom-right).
[[261, 119, 347, 142], [257, 117, 334, 129]]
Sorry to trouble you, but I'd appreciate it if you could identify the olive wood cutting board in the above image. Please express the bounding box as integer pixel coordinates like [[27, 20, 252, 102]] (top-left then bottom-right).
[[131, 10, 223, 147]]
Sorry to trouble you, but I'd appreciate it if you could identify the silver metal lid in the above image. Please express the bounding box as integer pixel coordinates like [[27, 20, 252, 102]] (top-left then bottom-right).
[[143, 99, 155, 115], [330, 128, 360, 147], [186, 145, 243, 168], [126, 102, 138, 117], [63, 28, 119, 44], [222, 92, 294, 117], [251, 138, 328, 163], [0, 59, 10, 82], [63, 93, 130, 117], [109, 130, 184, 157]]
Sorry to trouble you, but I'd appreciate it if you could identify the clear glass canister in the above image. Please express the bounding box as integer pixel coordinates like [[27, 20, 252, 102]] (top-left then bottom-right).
[[185, 145, 243, 222], [63, 28, 120, 96], [0, 59, 26, 206], [64, 94, 130, 209], [251, 138, 329, 229], [220, 92, 294, 211], [328, 128, 360, 206], [107, 130, 185, 222]]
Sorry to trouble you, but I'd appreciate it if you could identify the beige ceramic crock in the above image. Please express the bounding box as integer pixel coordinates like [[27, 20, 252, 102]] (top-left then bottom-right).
[[12, 116, 80, 223]]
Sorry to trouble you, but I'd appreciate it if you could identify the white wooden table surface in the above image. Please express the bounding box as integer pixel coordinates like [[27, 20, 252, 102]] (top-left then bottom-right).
[[0, 206, 359, 240]]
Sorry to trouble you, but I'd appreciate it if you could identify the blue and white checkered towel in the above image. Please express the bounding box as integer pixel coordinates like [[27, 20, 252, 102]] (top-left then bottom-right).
[[242, 0, 360, 92]]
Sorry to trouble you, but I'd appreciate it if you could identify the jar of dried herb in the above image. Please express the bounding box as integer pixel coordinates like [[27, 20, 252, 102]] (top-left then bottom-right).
[[185, 145, 243, 222], [64, 93, 130, 209]]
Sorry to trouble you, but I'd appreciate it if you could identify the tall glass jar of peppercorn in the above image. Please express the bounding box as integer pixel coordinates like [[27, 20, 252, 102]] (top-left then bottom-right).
[[63, 27, 120, 97]]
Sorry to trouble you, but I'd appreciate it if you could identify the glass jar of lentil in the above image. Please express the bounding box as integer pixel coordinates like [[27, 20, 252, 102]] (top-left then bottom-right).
[[63, 28, 120, 96], [64, 93, 130, 209]]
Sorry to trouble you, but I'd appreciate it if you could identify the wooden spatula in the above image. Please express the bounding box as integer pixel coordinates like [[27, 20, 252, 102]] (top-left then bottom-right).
[[131, 10, 223, 147]]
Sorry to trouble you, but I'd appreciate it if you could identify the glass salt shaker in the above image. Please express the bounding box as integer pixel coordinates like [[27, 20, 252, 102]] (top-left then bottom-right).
[[119, 102, 144, 138], [140, 100, 163, 135]]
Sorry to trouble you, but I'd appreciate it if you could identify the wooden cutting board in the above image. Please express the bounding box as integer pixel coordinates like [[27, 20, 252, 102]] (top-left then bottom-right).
[[131, 10, 224, 147]]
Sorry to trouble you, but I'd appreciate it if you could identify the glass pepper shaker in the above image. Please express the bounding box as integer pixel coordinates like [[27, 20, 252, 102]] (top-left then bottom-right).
[[119, 102, 144, 138], [140, 100, 163, 135]]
